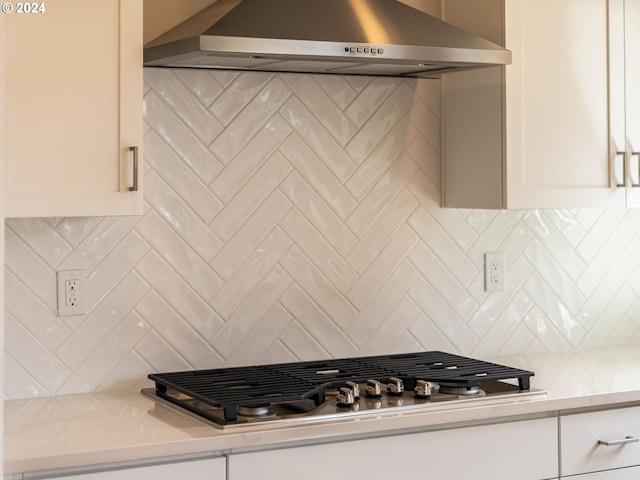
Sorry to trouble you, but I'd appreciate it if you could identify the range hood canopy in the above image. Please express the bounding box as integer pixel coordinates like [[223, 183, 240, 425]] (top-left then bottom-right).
[[144, 0, 511, 77]]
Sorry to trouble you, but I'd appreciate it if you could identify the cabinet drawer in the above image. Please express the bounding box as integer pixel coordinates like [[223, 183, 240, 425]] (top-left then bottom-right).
[[561, 407, 640, 476], [230, 417, 558, 480]]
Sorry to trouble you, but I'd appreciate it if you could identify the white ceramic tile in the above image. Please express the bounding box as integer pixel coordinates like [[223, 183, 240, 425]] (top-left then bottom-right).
[[210, 113, 292, 203], [136, 252, 224, 341], [145, 68, 223, 144], [408, 206, 478, 286], [144, 171, 223, 262], [211, 152, 292, 242], [210, 76, 291, 163], [408, 312, 457, 353], [208, 71, 273, 125], [313, 75, 357, 110], [135, 331, 194, 373], [225, 303, 294, 366], [359, 297, 420, 355], [54, 217, 101, 247], [144, 90, 222, 183], [57, 310, 151, 394], [280, 209, 358, 291], [279, 171, 358, 257], [5, 271, 70, 351], [174, 69, 224, 107], [280, 284, 358, 359], [135, 211, 223, 299], [576, 209, 628, 262], [278, 133, 357, 218], [210, 190, 292, 280], [347, 261, 420, 347], [346, 188, 419, 274], [345, 82, 415, 163], [347, 225, 418, 310], [4, 68, 640, 399], [279, 97, 357, 183], [346, 116, 418, 200], [212, 266, 292, 359], [408, 240, 478, 322], [210, 228, 292, 319], [408, 277, 479, 353], [56, 216, 141, 274], [55, 272, 149, 371], [4, 227, 58, 310], [135, 292, 220, 370], [144, 131, 223, 224], [344, 77, 400, 128], [280, 245, 358, 330], [281, 74, 357, 146], [347, 153, 418, 236], [5, 313, 71, 393], [6, 218, 71, 269], [85, 232, 150, 310]]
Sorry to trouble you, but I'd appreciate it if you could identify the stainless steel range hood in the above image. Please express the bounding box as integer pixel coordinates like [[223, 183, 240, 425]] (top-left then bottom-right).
[[144, 0, 510, 77]]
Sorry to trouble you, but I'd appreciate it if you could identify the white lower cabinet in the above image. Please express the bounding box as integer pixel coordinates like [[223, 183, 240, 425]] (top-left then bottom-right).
[[228, 417, 558, 480], [560, 406, 640, 478], [27, 457, 225, 480]]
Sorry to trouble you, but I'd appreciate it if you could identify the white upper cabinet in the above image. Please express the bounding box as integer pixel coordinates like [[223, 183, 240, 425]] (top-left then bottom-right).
[[442, 0, 640, 209], [4, 0, 143, 218]]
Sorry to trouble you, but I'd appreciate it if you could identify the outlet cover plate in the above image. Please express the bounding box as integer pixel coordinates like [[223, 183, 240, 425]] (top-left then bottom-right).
[[57, 269, 86, 316]]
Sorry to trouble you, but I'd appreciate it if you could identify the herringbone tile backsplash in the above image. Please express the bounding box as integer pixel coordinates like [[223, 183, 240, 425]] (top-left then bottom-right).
[[4, 69, 640, 399]]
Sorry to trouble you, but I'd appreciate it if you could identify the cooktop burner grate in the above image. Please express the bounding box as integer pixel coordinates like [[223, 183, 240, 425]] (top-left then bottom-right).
[[148, 351, 535, 423]]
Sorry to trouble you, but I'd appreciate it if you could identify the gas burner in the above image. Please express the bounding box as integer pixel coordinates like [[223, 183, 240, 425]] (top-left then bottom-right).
[[439, 385, 482, 396], [237, 405, 270, 416]]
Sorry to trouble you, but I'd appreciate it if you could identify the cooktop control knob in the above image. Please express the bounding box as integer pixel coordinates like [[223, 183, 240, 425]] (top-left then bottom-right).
[[345, 380, 360, 399], [414, 379, 438, 398], [387, 377, 404, 396], [336, 386, 356, 407], [366, 379, 382, 397]]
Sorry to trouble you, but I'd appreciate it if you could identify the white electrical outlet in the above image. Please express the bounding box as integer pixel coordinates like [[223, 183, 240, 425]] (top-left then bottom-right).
[[57, 270, 86, 316], [484, 252, 505, 292]]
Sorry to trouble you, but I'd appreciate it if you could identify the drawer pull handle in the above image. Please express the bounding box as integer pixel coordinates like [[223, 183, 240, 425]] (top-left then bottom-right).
[[598, 436, 639, 447]]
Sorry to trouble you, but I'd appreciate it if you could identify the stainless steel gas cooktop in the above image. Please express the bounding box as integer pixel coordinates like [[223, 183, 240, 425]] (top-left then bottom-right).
[[143, 351, 546, 429]]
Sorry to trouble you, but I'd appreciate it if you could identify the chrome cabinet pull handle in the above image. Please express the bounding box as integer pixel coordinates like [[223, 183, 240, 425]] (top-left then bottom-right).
[[631, 152, 640, 188], [129, 146, 139, 192], [598, 436, 639, 447], [615, 151, 627, 187]]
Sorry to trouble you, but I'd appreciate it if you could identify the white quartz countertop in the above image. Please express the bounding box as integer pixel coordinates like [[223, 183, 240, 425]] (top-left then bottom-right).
[[6, 346, 640, 475]]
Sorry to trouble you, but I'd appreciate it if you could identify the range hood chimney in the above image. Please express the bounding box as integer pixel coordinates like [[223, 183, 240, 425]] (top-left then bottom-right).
[[144, 0, 510, 77]]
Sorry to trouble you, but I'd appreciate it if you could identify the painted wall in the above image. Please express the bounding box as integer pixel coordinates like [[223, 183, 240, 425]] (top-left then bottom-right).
[[4, 69, 640, 399]]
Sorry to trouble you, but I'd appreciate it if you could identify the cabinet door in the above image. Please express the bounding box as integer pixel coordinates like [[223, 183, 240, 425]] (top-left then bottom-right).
[[504, 0, 624, 208], [46, 457, 225, 480], [625, 0, 640, 206], [229, 418, 558, 480], [4, 0, 143, 218], [443, 0, 627, 209]]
